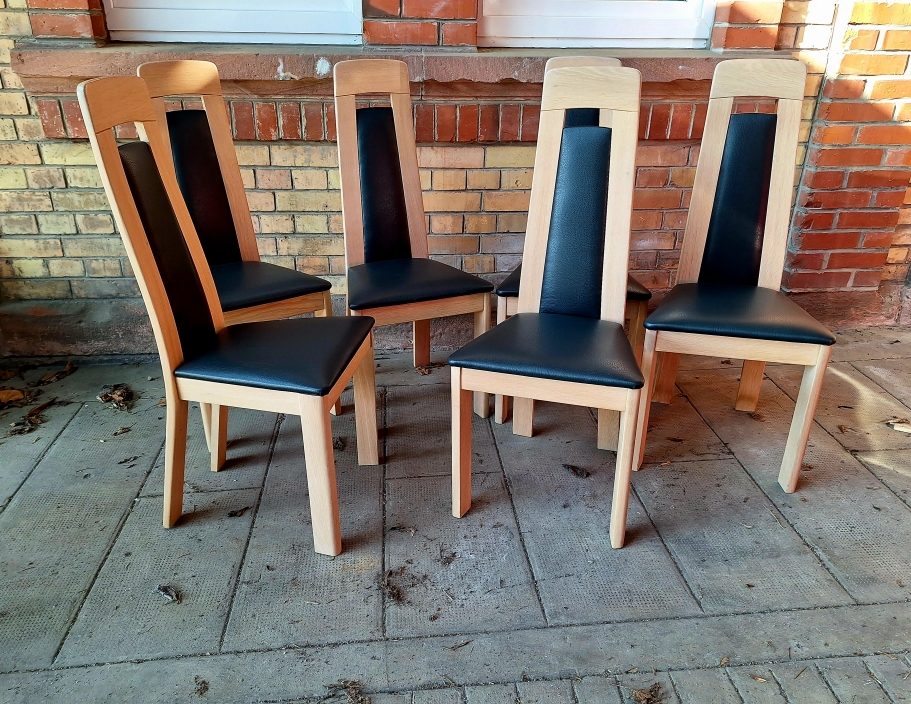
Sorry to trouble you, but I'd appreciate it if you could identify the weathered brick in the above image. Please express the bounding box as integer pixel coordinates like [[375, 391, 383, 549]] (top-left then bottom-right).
[[851, 2, 911, 25], [51, 190, 109, 211], [428, 235, 477, 254], [276, 236, 343, 256], [47, 258, 85, 277], [0, 167, 27, 189], [0, 118, 16, 140], [418, 146, 484, 169], [0, 11, 32, 37], [37, 213, 76, 234], [467, 170, 499, 190], [500, 169, 532, 189], [364, 20, 437, 45], [0, 214, 37, 234], [258, 214, 294, 234], [40, 142, 95, 165], [481, 234, 524, 252], [255, 169, 292, 190], [291, 169, 329, 189], [72, 279, 140, 298], [422, 191, 480, 212], [839, 53, 908, 76], [246, 191, 275, 212], [62, 237, 125, 257], [0, 143, 41, 165], [0, 236, 62, 257], [429, 214, 463, 234], [858, 125, 911, 144], [85, 258, 123, 277], [432, 169, 467, 190], [403, 0, 475, 19], [30, 12, 96, 38], [275, 190, 340, 212], [25, 167, 65, 189], [463, 254, 494, 273], [484, 146, 535, 168], [496, 213, 528, 233], [296, 256, 330, 275], [271, 144, 337, 167], [714, 1, 784, 24], [0, 190, 52, 212], [711, 25, 778, 50], [1, 279, 72, 300], [64, 167, 102, 189], [465, 214, 496, 233], [871, 80, 911, 100], [235, 145, 270, 166], [75, 213, 114, 234], [436, 104, 456, 142]]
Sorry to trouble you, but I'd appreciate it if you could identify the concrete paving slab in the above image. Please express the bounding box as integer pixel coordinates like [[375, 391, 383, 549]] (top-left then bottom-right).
[[371, 694, 414, 704], [516, 678, 574, 703], [573, 675, 624, 704], [222, 403, 384, 650], [385, 383, 498, 479], [0, 397, 163, 671], [413, 688, 463, 703], [864, 654, 911, 701], [855, 449, 911, 509], [55, 488, 258, 666], [141, 405, 278, 496], [466, 682, 519, 703], [831, 327, 911, 363], [766, 362, 911, 452], [727, 666, 786, 702], [670, 668, 742, 704], [637, 393, 731, 465], [493, 402, 702, 625], [853, 357, 911, 409], [384, 472, 543, 638], [17, 361, 167, 405], [376, 351, 450, 387], [678, 355, 745, 371], [679, 369, 911, 603], [769, 661, 837, 703], [616, 672, 679, 704], [817, 656, 891, 703], [632, 458, 849, 613]]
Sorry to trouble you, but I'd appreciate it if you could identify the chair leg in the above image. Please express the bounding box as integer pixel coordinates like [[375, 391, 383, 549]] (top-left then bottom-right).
[[627, 300, 648, 366], [652, 352, 680, 404], [597, 409, 620, 451], [735, 360, 766, 412], [513, 397, 534, 437], [199, 402, 213, 452], [634, 329, 658, 470], [210, 405, 228, 472], [473, 294, 491, 418], [610, 389, 641, 549], [494, 296, 510, 424], [353, 341, 380, 466], [315, 289, 333, 317], [779, 345, 832, 493], [163, 395, 188, 528], [299, 395, 342, 556], [413, 319, 431, 368], [451, 366, 473, 518]]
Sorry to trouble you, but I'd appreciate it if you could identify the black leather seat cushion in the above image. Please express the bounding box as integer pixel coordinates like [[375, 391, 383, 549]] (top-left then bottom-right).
[[212, 261, 331, 312], [449, 313, 644, 389], [175, 316, 375, 396], [644, 283, 836, 346], [347, 257, 493, 310], [494, 264, 652, 301]]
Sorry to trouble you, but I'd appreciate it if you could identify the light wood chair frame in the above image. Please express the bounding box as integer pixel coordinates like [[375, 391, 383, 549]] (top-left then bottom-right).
[[493, 55, 649, 429], [453, 65, 643, 549], [632, 59, 828, 494], [334, 59, 491, 418], [78, 76, 379, 556], [138, 60, 339, 461]]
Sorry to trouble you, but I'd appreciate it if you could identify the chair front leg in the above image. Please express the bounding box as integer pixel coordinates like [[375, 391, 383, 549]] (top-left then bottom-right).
[[652, 351, 680, 404], [597, 409, 620, 452], [210, 405, 228, 472], [610, 388, 641, 549], [493, 296, 510, 424], [472, 294, 491, 418], [452, 366, 473, 518], [413, 319, 431, 368], [735, 360, 766, 412], [299, 395, 342, 556], [778, 345, 832, 493], [315, 289, 333, 317], [164, 394, 189, 528], [512, 398, 534, 437], [353, 340, 380, 466], [634, 329, 659, 469]]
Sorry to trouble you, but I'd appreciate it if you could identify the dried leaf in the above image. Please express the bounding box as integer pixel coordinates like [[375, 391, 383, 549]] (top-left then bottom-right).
[[227, 506, 251, 518], [113, 426, 132, 436], [97, 383, 136, 411], [719, 656, 730, 667], [837, 424, 852, 434], [562, 463, 590, 478], [332, 436, 346, 451], [193, 676, 209, 697], [156, 398, 167, 407], [666, 437, 685, 443], [154, 585, 181, 604], [118, 456, 140, 465], [447, 639, 473, 650], [415, 361, 445, 376], [0, 389, 25, 404], [30, 362, 76, 387], [750, 675, 767, 683], [628, 683, 662, 703]]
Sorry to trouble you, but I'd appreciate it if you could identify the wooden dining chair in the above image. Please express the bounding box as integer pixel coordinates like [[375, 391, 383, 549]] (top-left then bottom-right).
[[137, 60, 340, 463], [493, 55, 652, 427], [78, 75, 379, 556], [633, 59, 835, 494], [334, 59, 494, 418], [449, 65, 644, 548]]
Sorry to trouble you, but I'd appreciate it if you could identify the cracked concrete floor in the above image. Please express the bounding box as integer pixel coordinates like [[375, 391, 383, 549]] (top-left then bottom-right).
[[2, 326, 911, 703]]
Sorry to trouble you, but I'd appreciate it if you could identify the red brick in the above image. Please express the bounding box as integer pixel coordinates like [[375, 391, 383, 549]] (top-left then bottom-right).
[[636, 144, 689, 167], [668, 104, 693, 140], [799, 232, 861, 250], [784, 271, 851, 289], [849, 29, 879, 50], [638, 106, 650, 140], [303, 103, 323, 141], [255, 102, 278, 141], [648, 104, 671, 140], [805, 169, 846, 189], [325, 103, 337, 141], [441, 21, 477, 46], [436, 104, 456, 141], [414, 103, 434, 142], [847, 170, 911, 188], [691, 103, 708, 140], [663, 210, 688, 230], [279, 103, 301, 140], [863, 231, 896, 247], [756, 101, 777, 114], [813, 125, 856, 145], [711, 25, 778, 50], [630, 212, 664, 232], [839, 53, 908, 76], [363, 0, 400, 17], [852, 270, 884, 287], [35, 99, 64, 139], [794, 211, 836, 230], [837, 210, 901, 229], [633, 189, 681, 209], [828, 251, 889, 269], [403, 0, 475, 19], [714, 1, 783, 24], [898, 104, 911, 122], [364, 20, 437, 45], [61, 98, 87, 139], [115, 122, 138, 140], [815, 148, 883, 167], [636, 168, 670, 188], [479, 104, 498, 141], [801, 190, 873, 208], [233, 102, 255, 140], [818, 101, 894, 122], [870, 80, 911, 100], [852, 2, 911, 25], [30, 12, 95, 37], [457, 104, 478, 142], [500, 104, 520, 141], [823, 79, 865, 99], [790, 253, 825, 270], [858, 125, 911, 145], [875, 190, 906, 207], [776, 25, 797, 50], [520, 105, 540, 142], [886, 149, 911, 166], [28, 0, 101, 7], [883, 29, 911, 50]]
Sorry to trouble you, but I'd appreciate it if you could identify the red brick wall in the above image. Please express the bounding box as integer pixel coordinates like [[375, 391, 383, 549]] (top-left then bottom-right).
[[25, 0, 106, 41], [363, 0, 477, 47]]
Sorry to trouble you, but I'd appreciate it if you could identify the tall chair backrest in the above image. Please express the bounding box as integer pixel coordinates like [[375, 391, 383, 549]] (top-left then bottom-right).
[[333, 59, 428, 268], [517, 65, 641, 326], [545, 56, 622, 128], [137, 60, 259, 265], [77, 76, 226, 390], [677, 59, 806, 291]]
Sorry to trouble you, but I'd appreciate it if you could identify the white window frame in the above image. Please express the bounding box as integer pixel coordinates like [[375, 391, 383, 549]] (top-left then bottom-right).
[[102, 0, 362, 45], [479, 0, 717, 49]]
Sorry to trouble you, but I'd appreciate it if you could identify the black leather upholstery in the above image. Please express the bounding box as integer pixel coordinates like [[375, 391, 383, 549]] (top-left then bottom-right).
[[564, 107, 600, 127], [119, 141, 217, 361], [643, 283, 836, 346], [495, 264, 652, 302], [540, 126, 611, 318], [357, 107, 412, 263], [167, 110, 241, 266], [212, 261, 331, 312], [175, 316, 375, 396], [449, 313, 644, 389], [347, 257, 493, 310], [700, 113, 777, 286]]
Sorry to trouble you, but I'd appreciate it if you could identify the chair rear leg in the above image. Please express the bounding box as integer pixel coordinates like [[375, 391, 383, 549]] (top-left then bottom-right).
[[735, 360, 766, 412], [627, 300, 648, 366], [634, 329, 658, 469], [210, 405, 228, 472], [413, 319, 431, 368], [513, 398, 534, 437], [353, 342, 380, 466], [610, 389, 641, 549], [473, 295, 491, 418], [652, 352, 680, 404], [199, 402, 213, 452], [779, 345, 832, 493], [452, 366, 473, 518], [597, 409, 620, 451], [164, 395, 189, 528], [299, 395, 342, 556], [494, 297, 510, 424], [315, 290, 333, 317]]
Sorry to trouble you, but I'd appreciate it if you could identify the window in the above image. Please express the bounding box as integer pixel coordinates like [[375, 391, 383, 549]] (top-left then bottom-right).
[[478, 0, 716, 49], [101, 0, 362, 44]]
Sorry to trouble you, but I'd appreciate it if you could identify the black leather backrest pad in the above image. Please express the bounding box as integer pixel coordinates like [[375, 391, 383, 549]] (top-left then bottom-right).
[[167, 110, 241, 266], [699, 112, 777, 286], [564, 108, 600, 127], [119, 141, 217, 361], [540, 126, 612, 319], [356, 107, 412, 263]]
